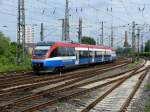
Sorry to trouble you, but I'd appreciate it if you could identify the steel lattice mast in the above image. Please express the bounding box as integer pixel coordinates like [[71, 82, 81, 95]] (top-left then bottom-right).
[[64, 0, 70, 41], [16, 0, 26, 64]]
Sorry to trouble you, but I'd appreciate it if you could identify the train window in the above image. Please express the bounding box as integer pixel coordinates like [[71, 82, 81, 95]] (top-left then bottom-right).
[[51, 47, 75, 57], [33, 46, 50, 58], [79, 51, 89, 58], [89, 51, 93, 57], [102, 51, 104, 55], [105, 51, 111, 55], [57, 47, 67, 56], [50, 47, 66, 57], [79, 51, 83, 58], [67, 47, 75, 56], [95, 51, 103, 57], [50, 48, 58, 57], [33, 50, 48, 57]]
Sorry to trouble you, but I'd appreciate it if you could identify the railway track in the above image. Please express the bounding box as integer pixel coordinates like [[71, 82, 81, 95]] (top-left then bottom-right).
[[0, 58, 128, 79], [77, 61, 149, 112], [0, 61, 128, 94], [0, 62, 128, 101], [0, 60, 128, 89], [0, 59, 144, 112]]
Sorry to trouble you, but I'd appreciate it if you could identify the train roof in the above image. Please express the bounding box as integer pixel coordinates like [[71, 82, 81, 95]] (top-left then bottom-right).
[[36, 41, 55, 46], [36, 41, 113, 50], [55, 42, 112, 50]]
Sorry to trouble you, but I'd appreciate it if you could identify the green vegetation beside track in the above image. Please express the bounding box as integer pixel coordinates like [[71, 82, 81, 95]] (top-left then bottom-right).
[[0, 60, 31, 73], [138, 52, 150, 57], [144, 84, 150, 112], [127, 60, 140, 69], [0, 31, 31, 73]]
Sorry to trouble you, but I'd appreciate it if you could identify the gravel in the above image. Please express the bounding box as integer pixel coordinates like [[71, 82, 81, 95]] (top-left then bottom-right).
[[39, 64, 133, 112], [129, 71, 150, 112]]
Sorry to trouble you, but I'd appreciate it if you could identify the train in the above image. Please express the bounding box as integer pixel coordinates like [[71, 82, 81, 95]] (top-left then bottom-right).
[[31, 41, 116, 73]]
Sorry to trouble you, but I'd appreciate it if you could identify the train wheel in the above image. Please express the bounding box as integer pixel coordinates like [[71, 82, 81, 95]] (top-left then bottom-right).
[[54, 67, 64, 73]]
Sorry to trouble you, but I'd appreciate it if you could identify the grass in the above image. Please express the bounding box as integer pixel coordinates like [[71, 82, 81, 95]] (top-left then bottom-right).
[[145, 84, 150, 91], [144, 84, 150, 112], [0, 54, 32, 73], [0, 63, 32, 73], [128, 60, 140, 69]]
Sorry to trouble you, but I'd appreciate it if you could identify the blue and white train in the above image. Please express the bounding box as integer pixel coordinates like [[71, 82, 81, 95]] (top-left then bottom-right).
[[31, 41, 116, 72]]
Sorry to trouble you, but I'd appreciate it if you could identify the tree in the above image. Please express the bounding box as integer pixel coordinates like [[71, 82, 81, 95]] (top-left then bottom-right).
[[0, 32, 10, 55], [145, 40, 150, 52], [81, 36, 96, 45]]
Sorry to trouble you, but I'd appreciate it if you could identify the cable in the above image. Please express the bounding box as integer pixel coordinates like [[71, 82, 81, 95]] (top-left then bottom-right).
[[138, 5, 148, 24], [87, 4, 129, 23], [119, 0, 135, 20]]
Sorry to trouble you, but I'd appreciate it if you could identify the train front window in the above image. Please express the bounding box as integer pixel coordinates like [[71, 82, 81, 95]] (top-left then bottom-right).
[[33, 50, 48, 57], [33, 46, 50, 58]]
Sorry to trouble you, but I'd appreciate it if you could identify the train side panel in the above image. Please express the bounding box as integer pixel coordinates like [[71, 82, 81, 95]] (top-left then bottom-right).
[[31, 42, 116, 72]]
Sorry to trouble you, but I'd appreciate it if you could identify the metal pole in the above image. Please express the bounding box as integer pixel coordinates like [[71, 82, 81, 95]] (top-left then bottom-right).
[[111, 25, 113, 47], [137, 28, 140, 53], [64, 0, 70, 41], [124, 31, 129, 56], [132, 21, 136, 52], [22, 0, 26, 64], [124, 31, 128, 47], [16, 0, 26, 64], [78, 17, 82, 43], [16, 0, 21, 64], [62, 19, 65, 41], [131, 21, 136, 62], [107, 2, 113, 47], [101, 21, 104, 45], [137, 28, 140, 60], [141, 35, 144, 52], [40, 23, 44, 41]]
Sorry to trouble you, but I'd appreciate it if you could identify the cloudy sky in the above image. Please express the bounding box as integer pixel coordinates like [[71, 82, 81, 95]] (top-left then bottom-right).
[[0, 0, 150, 47]]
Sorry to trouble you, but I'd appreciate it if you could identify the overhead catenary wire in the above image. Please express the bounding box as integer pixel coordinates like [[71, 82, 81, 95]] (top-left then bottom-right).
[[1, 0, 136, 24], [87, 4, 130, 24], [1, 0, 139, 26], [138, 4, 148, 24], [119, 0, 135, 20], [0, 0, 150, 45]]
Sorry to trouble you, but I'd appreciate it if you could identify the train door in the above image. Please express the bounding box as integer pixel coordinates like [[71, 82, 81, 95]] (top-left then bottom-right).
[[92, 50, 95, 63], [75, 50, 79, 65], [102, 51, 104, 62], [104, 49, 106, 61]]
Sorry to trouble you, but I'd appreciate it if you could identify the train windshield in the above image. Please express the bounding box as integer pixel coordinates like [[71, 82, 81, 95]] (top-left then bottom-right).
[[33, 46, 50, 58]]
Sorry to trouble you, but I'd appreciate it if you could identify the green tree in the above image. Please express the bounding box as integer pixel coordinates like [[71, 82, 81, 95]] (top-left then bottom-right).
[[0, 32, 32, 72], [81, 36, 96, 45], [0, 32, 10, 55], [145, 40, 150, 52]]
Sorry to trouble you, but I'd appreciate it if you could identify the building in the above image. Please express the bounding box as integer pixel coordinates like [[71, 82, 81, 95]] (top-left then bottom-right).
[[25, 25, 35, 55], [25, 25, 34, 43]]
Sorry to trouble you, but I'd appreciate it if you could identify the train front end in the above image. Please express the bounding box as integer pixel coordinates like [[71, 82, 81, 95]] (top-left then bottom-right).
[[31, 42, 54, 73]]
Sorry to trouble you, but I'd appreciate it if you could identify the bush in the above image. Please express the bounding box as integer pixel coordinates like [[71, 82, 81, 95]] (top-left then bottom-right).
[[0, 32, 32, 72], [138, 52, 150, 57]]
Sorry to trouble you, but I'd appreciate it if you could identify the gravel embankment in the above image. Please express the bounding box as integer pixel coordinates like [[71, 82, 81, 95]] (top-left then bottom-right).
[[129, 71, 150, 112]]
